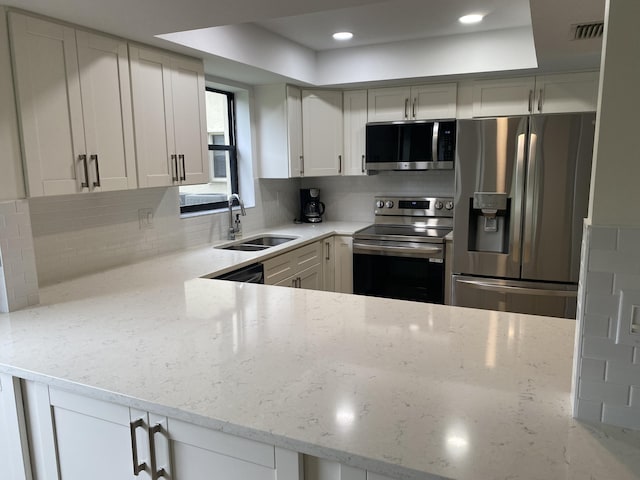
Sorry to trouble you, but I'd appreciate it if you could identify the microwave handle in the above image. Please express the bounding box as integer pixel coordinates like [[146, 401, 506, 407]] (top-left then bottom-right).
[[431, 121, 440, 162]]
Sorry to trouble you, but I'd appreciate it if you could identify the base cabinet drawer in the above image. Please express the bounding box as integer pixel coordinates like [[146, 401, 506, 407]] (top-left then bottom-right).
[[263, 241, 323, 288]]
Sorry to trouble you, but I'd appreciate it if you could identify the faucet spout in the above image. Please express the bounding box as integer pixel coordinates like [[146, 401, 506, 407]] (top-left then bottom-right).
[[228, 193, 246, 240]]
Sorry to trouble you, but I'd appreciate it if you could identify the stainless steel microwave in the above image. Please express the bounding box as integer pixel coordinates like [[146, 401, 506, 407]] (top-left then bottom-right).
[[365, 120, 456, 171]]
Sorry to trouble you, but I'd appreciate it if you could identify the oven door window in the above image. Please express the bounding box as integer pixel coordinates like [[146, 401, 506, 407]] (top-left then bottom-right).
[[353, 253, 444, 304]]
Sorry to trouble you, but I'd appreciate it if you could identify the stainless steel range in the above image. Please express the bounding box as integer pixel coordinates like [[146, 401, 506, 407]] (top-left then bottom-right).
[[353, 195, 453, 304]]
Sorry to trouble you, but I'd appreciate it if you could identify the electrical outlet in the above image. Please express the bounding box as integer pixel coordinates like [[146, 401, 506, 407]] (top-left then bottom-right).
[[138, 208, 154, 229]]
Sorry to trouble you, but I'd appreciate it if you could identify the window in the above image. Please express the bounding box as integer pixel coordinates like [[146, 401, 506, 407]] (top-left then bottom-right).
[[179, 88, 238, 213]]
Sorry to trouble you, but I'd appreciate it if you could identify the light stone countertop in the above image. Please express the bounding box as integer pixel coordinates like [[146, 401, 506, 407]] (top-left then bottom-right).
[[1, 221, 640, 480]]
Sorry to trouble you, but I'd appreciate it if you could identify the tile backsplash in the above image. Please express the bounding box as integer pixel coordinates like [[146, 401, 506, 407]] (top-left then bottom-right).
[[0, 200, 39, 312], [301, 170, 455, 222], [574, 223, 640, 430], [30, 180, 298, 286]]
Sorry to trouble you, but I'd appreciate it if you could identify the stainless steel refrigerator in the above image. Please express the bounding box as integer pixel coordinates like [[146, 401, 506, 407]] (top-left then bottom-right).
[[451, 113, 596, 318]]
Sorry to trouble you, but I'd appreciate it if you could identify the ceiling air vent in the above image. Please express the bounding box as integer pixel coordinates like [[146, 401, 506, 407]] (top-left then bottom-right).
[[571, 22, 604, 40]]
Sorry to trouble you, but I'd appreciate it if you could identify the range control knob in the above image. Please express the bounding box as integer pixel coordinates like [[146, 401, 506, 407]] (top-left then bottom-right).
[[434, 201, 444, 210], [385, 200, 394, 208], [375, 200, 384, 208], [445, 201, 454, 210]]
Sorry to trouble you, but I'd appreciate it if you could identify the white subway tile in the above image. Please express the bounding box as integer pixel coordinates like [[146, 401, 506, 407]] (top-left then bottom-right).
[[583, 314, 611, 338], [585, 292, 620, 318], [601, 404, 640, 429], [583, 336, 634, 363], [580, 358, 607, 381], [590, 226, 618, 251], [0, 202, 18, 216], [606, 362, 640, 387], [590, 250, 640, 275], [579, 379, 630, 404], [618, 228, 640, 254], [586, 271, 614, 294], [574, 398, 603, 423]]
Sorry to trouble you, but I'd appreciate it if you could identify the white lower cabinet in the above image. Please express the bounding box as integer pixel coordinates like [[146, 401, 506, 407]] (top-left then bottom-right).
[[0, 374, 30, 480], [333, 236, 353, 294], [304, 456, 395, 480], [22, 380, 302, 480], [263, 241, 324, 291]]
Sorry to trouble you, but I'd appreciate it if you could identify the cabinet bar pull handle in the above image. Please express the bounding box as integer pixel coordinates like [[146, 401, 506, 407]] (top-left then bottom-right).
[[91, 154, 101, 187], [404, 98, 409, 119], [412, 98, 416, 118], [79, 154, 89, 188], [338, 154, 342, 174], [179, 154, 186, 181], [291, 278, 297, 288], [326, 242, 331, 260], [537, 88, 543, 112], [361, 154, 365, 173], [299, 155, 304, 176], [297, 277, 302, 288], [528, 90, 533, 113], [148, 423, 167, 480], [129, 419, 147, 476], [171, 154, 179, 182]]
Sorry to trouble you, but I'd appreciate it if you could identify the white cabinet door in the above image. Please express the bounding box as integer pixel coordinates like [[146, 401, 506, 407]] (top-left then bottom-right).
[[254, 84, 302, 178], [130, 45, 209, 187], [23, 383, 141, 480], [472, 77, 536, 117], [334, 236, 353, 294], [10, 12, 86, 196], [535, 71, 599, 113], [0, 375, 31, 480], [298, 262, 323, 291], [302, 90, 343, 177], [170, 55, 209, 185], [411, 83, 457, 120], [322, 237, 336, 292], [367, 86, 411, 122], [287, 85, 304, 178], [10, 13, 138, 196], [343, 90, 367, 176], [76, 30, 137, 191]]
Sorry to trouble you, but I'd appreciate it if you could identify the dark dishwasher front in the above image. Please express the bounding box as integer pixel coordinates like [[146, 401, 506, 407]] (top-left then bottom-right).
[[353, 253, 444, 304], [213, 263, 264, 284]]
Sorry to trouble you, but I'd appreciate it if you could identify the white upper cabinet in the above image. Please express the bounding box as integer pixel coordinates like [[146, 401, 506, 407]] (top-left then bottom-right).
[[342, 90, 368, 176], [129, 45, 209, 187], [472, 72, 599, 117], [368, 83, 457, 122], [255, 84, 303, 178], [302, 90, 343, 177], [10, 12, 137, 197]]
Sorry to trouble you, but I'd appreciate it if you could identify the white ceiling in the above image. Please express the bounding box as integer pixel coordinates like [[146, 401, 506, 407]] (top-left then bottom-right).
[[2, 0, 605, 86], [255, 0, 532, 51]]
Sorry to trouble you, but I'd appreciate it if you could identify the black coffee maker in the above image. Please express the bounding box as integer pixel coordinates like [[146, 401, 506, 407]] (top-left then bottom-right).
[[300, 188, 325, 223]]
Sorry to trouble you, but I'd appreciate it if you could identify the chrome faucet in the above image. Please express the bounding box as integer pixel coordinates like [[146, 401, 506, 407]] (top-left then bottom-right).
[[228, 193, 246, 240]]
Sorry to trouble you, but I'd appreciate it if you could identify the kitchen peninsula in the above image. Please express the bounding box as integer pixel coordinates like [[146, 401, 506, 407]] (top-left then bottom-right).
[[1, 223, 639, 480]]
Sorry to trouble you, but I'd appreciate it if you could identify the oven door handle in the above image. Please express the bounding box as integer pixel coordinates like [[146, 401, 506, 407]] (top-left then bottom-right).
[[353, 241, 443, 258]]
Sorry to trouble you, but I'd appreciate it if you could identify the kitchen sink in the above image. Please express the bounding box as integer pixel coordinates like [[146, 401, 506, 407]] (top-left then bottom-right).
[[215, 235, 298, 251]]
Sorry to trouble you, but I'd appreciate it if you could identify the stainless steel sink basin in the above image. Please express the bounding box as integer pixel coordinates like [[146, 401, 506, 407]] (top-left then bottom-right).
[[215, 235, 297, 251], [243, 236, 297, 246]]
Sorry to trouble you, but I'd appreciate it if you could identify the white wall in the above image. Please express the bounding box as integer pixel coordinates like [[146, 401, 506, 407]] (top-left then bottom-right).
[[573, 0, 640, 430], [0, 7, 25, 201], [316, 27, 537, 86]]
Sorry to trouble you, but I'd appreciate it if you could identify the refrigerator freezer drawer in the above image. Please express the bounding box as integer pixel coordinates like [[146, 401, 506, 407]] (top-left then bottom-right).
[[451, 275, 578, 319]]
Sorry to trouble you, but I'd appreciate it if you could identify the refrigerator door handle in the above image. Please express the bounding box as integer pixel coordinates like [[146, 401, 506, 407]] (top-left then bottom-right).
[[512, 131, 527, 262], [523, 132, 539, 265], [454, 278, 577, 297]]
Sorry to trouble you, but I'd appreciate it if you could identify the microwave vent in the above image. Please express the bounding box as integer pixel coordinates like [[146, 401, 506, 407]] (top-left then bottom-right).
[[570, 22, 604, 40]]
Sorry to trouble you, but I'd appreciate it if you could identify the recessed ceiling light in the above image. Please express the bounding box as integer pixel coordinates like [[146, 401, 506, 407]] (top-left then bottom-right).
[[459, 14, 484, 25], [332, 31, 353, 41]]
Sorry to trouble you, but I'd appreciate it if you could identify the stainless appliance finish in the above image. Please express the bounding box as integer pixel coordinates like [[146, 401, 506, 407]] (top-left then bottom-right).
[[365, 120, 456, 171], [452, 113, 596, 318], [353, 196, 453, 304]]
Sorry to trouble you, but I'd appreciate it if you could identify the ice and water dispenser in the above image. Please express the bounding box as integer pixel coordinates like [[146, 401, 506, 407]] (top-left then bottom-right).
[[467, 192, 510, 253]]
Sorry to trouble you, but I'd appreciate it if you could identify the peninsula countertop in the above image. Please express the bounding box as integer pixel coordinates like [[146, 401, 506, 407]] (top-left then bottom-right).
[[1, 222, 639, 480]]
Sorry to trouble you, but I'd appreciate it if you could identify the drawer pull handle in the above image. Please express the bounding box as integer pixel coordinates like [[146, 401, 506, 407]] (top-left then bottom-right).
[[148, 423, 167, 479], [79, 154, 89, 188], [129, 419, 147, 476]]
